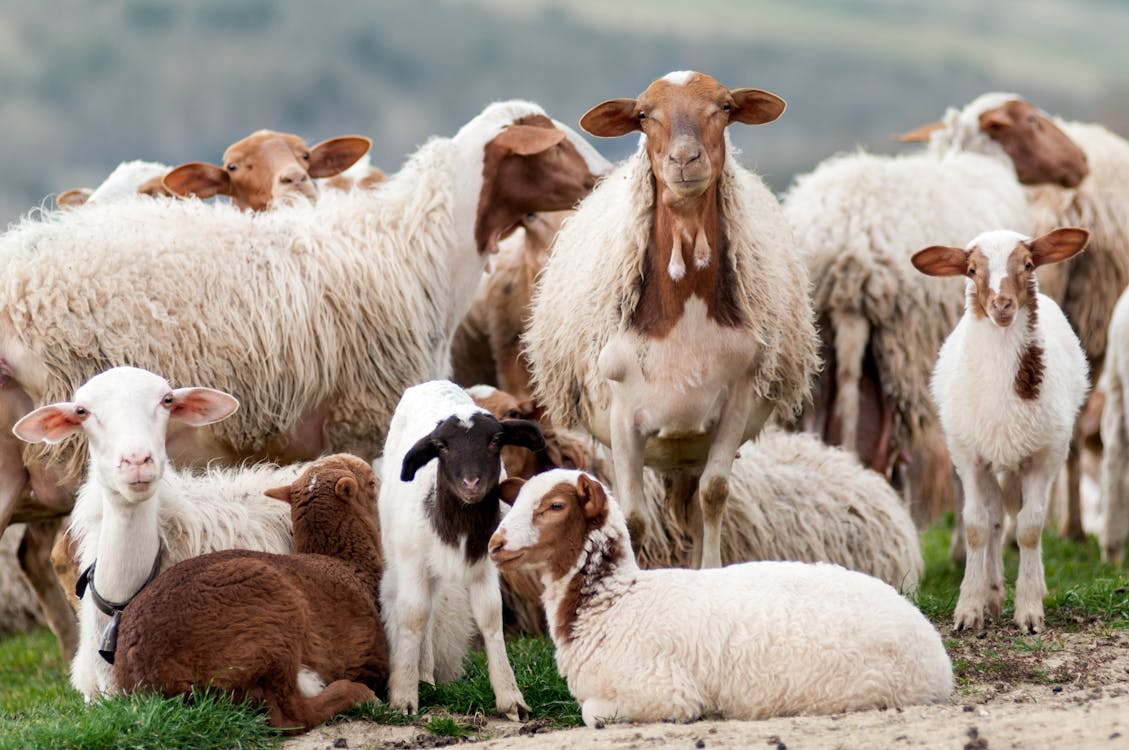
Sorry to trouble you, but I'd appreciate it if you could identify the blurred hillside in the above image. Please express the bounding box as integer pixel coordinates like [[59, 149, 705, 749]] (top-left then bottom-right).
[[2, 0, 1127, 224]]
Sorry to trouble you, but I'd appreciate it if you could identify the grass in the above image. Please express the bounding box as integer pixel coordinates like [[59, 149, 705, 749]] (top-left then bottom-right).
[[1, 517, 1124, 748]]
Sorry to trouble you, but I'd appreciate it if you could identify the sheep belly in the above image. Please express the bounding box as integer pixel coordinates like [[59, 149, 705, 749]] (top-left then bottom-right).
[[590, 298, 766, 468], [559, 562, 951, 721]]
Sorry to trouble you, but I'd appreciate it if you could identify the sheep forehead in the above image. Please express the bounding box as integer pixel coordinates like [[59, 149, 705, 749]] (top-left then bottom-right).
[[967, 229, 1029, 290], [447, 403, 490, 431], [662, 70, 697, 86], [463, 384, 499, 400], [501, 469, 582, 545], [224, 131, 308, 162], [75, 366, 170, 406], [642, 71, 725, 107]]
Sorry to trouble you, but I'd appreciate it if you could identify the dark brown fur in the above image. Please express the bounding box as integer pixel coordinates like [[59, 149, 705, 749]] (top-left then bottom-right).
[[113, 454, 388, 735], [1015, 275, 1045, 400]]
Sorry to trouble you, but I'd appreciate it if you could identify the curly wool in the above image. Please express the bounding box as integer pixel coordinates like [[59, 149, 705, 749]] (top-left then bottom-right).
[[526, 137, 818, 430], [1, 137, 459, 480]]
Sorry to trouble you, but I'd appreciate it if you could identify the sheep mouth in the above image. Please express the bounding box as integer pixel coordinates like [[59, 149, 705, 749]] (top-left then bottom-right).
[[490, 549, 525, 568]]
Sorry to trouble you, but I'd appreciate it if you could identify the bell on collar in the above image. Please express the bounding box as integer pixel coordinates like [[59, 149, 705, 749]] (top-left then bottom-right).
[[98, 611, 121, 665]]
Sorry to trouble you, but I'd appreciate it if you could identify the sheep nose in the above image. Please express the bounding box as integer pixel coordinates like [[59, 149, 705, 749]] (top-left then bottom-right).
[[120, 452, 154, 469], [668, 146, 702, 168], [462, 477, 480, 493], [487, 530, 506, 558], [992, 297, 1015, 315], [278, 169, 309, 186]]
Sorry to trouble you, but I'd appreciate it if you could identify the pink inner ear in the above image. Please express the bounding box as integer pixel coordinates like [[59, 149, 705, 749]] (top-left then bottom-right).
[[169, 387, 238, 426], [13, 405, 83, 444]]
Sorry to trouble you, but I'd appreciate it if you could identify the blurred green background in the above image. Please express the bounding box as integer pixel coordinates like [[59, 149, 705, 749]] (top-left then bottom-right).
[[3, 0, 1128, 224]]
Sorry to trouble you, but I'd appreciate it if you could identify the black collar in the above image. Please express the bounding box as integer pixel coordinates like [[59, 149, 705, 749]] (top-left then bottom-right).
[[76, 548, 163, 665]]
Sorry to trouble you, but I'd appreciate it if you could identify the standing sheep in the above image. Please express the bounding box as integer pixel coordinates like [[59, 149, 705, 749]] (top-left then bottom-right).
[[0, 100, 601, 656], [526, 71, 819, 569], [114, 454, 388, 735], [913, 227, 1090, 632], [488, 469, 952, 727]]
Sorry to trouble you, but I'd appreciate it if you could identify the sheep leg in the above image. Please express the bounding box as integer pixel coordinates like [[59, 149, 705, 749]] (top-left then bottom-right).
[[1060, 429, 1086, 541], [270, 678, 376, 735], [385, 564, 432, 714], [608, 403, 647, 551], [952, 452, 1002, 632], [1014, 452, 1056, 634], [468, 564, 528, 721], [17, 519, 79, 660], [1099, 374, 1128, 563]]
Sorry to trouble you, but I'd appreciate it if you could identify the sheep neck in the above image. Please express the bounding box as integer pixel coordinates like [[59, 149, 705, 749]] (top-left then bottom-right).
[[292, 504, 384, 598], [428, 484, 502, 564], [630, 182, 743, 338], [542, 523, 637, 646], [92, 490, 163, 605], [965, 288, 1044, 401]]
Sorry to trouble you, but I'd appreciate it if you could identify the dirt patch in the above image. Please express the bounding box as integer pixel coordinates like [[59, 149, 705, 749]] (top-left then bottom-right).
[[282, 624, 1129, 750]]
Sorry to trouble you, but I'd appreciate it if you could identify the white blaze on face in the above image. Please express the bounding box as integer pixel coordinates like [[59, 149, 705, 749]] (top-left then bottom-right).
[[967, 229, 1030, 292], [662, 70, 696, 86]]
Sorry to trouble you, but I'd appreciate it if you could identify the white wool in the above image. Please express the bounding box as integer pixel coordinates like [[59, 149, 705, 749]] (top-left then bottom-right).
[[662, 71, 696, 85], [926, 91, 1023, 164], [85, 160, 171, 204], [498, 471, 952, 726], [1100, 288, 1129, 563]]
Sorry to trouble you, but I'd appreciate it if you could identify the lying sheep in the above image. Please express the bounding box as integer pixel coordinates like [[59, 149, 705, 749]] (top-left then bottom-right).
[[114, 454, 388, 735], [527, 71, 819, 570], [488, 469, 952, 727], [0, 100, 602, 656], [379, 380, 543, 719], [913, 227, 1090, 632], [13, 366, 300, 700]]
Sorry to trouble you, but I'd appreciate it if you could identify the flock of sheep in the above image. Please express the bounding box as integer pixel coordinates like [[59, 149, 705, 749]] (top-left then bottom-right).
[[0, 68, 1127, 732]]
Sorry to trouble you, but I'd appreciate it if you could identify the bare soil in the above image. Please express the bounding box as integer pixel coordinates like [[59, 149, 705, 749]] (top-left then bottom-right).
[[283, 623, 1129, 750]]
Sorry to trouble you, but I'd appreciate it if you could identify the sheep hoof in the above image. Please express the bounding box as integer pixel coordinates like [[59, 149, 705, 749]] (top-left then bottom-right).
[[500, 697, 531, 722]]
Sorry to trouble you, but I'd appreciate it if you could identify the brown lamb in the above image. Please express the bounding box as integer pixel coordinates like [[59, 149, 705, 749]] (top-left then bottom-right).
[[113, 454, 388, 734]]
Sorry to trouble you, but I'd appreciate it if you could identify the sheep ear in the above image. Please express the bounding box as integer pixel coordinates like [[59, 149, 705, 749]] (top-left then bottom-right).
[[12, 403, 84, 444], [896, 121, 944, 143], [400, 434, 439, 481], [335, 475, 358, 501], [162, 162, 233, 199], [575, 474, 607, 521], [306, 136, 371, 178], [500, 419, 545, 452], [263, 485, 292, 504], [911, 246, 969, 277], [498, 477, 525, 504], [169, 387, 239, 426], [580, 99, 640, 138], [729, 89, 786, 126], [1028, 227, 1089, 268], [493, 124, 566, 156], [57, 188, 92, 208]]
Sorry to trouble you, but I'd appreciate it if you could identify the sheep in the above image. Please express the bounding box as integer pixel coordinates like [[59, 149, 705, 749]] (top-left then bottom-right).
[[488, 469, 953, 727], [526, 71, 819, 570], [114, 454, 388, 735], [12, 366, 302, 700], [912, 227, 1090, 632], [379, 379, 544, 719], [782, 146, 1038, 527], [1099, 289, 1129, 563], [56, 160, 174, 209], [0, 100, 602, 656], [903, 92, 1127, 542], [161, 129, 373, 211], [451, 210, 576, 399]]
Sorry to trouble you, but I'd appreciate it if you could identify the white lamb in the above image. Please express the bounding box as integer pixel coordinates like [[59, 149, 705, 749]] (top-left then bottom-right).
[[912, 227, 1090, 633], [13, 366, 301, 700], [379, 380, 544, 720], [488, 469, 952, 727]]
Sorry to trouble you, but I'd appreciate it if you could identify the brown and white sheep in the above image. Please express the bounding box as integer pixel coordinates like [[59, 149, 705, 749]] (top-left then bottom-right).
[[526, 71, 819, 569], [114, 453, 388, 735]]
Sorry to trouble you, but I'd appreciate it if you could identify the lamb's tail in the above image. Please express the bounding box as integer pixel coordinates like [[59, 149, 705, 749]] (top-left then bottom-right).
[[828, 308, 870, 456]]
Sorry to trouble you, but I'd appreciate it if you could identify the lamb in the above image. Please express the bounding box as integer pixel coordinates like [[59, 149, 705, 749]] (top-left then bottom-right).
[[1099, 289, 1129, 563], [488, 469, 952, 727], [782, 146, 1039, 526], [0, 100, 601, 655], [379, 380, 544, 719], [161, 129, 373, 211], [903, 92, 1127, 541], [526, 71, 819, 569], [912, 227, 1090, 632], [12, 366, 301, 700], [114, 454, 388, 735]]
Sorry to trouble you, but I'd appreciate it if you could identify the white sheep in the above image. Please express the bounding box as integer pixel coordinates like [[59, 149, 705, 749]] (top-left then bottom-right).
[[12, 366, 301, 700], [488, 469, 953, 727], [379, 380, 544, 720], [1099, 290, 1129, 563], [912, 227, 1090, 633], [526, 71, 819, 570], [782, 146, 1036, 527], [56, 160, 174, 208], [0, 101, 602, 655]]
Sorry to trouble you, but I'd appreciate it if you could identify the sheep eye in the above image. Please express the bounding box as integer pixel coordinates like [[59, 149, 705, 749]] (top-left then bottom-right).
[[162, 394, 175, 407], [967, 268, 976, 276], [505, 410, 520, 419], [637, 111, 647, 121], [75, 406, 87, 417], [1024, 261, 1033, 271], [226, 163, 238, 172], [722, 103, 732, 112], [301, 152, 310, 160], [436, 444, 448, 456], [549, 502, 565, 511]]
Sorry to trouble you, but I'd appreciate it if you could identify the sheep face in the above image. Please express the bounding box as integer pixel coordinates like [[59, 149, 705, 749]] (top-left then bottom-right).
[[474, 115, 596, 256], [163, 130, 371, 211], [12, 366, 238, 504], [400, 412, 544, 503], [488, 470, 608, 578], [912, 227, 1090, 328], [579, 71, 785, 202], [978, 99, 1089, 188]]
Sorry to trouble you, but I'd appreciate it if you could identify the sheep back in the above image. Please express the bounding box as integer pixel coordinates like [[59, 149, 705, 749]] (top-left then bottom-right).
[[527, 144, 818, 431]]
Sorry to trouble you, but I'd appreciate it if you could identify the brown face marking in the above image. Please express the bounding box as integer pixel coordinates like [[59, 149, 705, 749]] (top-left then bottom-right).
[[475, 114, 596, 257], [979, 100, 1089, 188]]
